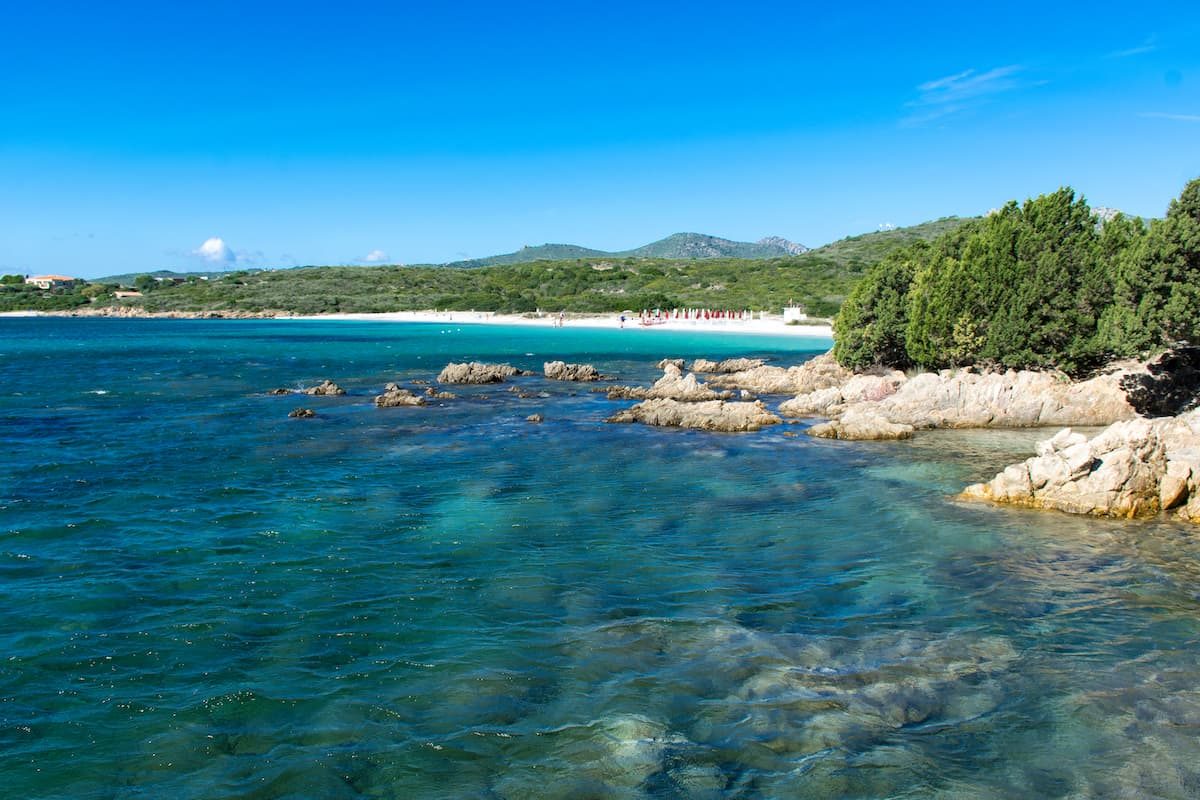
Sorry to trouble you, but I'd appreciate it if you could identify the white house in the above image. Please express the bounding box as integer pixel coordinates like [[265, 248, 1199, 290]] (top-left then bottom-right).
[[783, 305, 808, 323], [25, 274, 79, 290]]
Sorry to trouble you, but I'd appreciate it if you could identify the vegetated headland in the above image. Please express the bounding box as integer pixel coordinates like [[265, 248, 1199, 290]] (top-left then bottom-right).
[[0, 219, 966, 317]]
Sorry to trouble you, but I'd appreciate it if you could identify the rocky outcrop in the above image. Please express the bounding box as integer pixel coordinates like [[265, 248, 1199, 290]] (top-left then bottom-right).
[[690, 357, 766, 374], [779, 363, 1135, 439], [424, 387, 456, 400], [606, 363, 732, 402], [807, 409, 914, 441], [1119, 347, 1200, 418], [543, 360, 602, 381], [302, 380, 346, 396], [779, 372, 906, 417], [606, 399, 781, 432], [374, 383, 426, 407], [526, 413, 544, 423], [288, 407, 316, 418], [436, 362, 529, 384], [268, 387, 292, 395], [961, 411, 1200, 522], [707, 352, 851, 395], [871, 369, 1132, 429], [656, 358, 685, 371]]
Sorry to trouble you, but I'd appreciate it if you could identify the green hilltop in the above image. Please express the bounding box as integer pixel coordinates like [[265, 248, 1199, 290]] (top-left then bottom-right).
[[433, 231, 810, 268], [10, 217, 968, 317]]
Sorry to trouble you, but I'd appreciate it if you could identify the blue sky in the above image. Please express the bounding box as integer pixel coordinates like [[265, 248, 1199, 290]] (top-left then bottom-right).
[[2, 1, 1198, 278]]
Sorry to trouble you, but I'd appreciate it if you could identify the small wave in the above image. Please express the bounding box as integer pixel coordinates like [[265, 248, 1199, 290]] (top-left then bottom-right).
[[85, 390, 109, 395]]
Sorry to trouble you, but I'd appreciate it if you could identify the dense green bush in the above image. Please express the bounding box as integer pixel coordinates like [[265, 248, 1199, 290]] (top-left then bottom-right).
[[834, 178, 1200, 375], [1100, 180, 1200, 356], [833, 245, 924, 369]]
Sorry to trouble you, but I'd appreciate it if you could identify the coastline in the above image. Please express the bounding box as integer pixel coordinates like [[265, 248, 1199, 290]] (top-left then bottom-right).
[[292, 310, 833, 338], [2, 308, 833, 338]]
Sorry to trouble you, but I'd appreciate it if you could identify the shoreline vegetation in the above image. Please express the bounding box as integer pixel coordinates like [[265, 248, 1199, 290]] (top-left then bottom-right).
[[0, 218, 966, 317]]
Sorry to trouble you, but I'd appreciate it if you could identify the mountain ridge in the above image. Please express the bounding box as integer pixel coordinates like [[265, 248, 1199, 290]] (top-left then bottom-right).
[[439, 232, 809, 268]]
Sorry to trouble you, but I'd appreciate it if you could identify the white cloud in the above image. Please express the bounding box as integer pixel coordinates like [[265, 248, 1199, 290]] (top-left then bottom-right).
[[1108, 38, 1157, 59], [364, 249, 388, 263], [193, 237, 235, 264], [1139, 111, 1200, 123], [904, 65, 1027, 125]]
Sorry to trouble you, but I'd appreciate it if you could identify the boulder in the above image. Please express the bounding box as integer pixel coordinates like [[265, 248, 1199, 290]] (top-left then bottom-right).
[[961, 410, 1200, 522], [866, 368, 1133, 429], [268, 387, 292, 395], [807, 409, 914, 441], [526, 413, 544, 423], [288, 407, 316, 419], [374, 384, 426, 407], [606, 399, 781, 432], [301, 380, 345, 396], [424, 387, 456, 399], [707, 352, 851, 395], [606, 363, 732, 402], [778, 372, 906, 418], [780, 363, 1135, 432], [436, 362, 529, 384], [689, 357, 766, 374], [543, 360, 602, 381], [656, 358, 685, 371]]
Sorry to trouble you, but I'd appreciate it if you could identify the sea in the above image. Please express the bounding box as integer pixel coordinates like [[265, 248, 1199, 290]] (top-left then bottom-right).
[[2, 317, 1199, 799]]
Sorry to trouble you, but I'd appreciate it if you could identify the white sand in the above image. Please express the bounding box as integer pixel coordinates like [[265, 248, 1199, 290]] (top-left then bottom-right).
[[289, 310, 833, 338]]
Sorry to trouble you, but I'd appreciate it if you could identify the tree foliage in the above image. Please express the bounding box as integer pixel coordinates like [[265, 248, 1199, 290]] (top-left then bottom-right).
[[835, 178, 1200, 375]]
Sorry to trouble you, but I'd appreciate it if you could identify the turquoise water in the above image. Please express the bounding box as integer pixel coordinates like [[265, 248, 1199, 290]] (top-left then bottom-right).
[[2, 318, 1199, 799]]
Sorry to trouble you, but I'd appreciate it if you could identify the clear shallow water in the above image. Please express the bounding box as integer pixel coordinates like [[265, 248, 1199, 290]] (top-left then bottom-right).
[[2, 318, 1199, 799]]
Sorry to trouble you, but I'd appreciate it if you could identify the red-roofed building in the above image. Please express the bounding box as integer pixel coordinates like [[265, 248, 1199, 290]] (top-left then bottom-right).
[[25, 275, 80, 290]]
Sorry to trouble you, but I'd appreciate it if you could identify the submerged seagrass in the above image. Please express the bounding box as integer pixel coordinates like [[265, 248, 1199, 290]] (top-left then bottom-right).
[[3, 317, 1200, 799]]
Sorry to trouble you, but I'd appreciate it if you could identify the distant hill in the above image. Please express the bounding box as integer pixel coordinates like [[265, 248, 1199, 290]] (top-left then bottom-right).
[[621, 232, 808, 259], [439, 232, 809, 268], [442, 244, 609, 269], [93, 268, 255, 286], [807, 217, 971, 268]]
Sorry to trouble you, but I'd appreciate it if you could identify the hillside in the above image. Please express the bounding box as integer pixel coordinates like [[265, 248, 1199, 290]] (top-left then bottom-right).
[[65, 219, 965, 318], [6, 217, 975, 316], [94, 268, 255, 285], [439, 232, 808, 268]]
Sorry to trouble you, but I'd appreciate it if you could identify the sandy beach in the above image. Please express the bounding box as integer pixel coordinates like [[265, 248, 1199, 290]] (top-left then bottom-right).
[[4, 308, 833, 337], [291, 310, 833, 338]]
